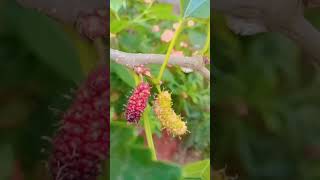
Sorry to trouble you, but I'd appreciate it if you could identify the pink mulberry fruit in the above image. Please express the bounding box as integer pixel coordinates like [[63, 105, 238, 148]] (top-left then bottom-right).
[[49, 65, 109, 180], [125, 82, 151, 123]]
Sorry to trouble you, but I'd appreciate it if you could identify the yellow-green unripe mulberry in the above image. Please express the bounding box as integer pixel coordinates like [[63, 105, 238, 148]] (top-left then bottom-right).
[[153, 91, 187, 136]]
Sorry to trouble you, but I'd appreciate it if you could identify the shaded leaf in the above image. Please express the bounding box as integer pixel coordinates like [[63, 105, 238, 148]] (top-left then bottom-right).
[[111, 61, 135, 87], [10, 6, 83, 83], [106, 122, 182, 180], [188, 30, 207, 50]]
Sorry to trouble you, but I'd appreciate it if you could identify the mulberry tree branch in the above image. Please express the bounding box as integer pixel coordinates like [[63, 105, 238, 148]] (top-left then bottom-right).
[[16, 1, 210, 80], [110, 49, 210, 81], [16, 0, 106, 23], [16, 0, 107, 40], [213, 0, 320, 64]]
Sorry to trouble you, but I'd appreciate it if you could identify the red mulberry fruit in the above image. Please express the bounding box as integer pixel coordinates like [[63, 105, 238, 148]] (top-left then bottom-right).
[[49, 65, 109, 180], [125, 82, 151, 123]]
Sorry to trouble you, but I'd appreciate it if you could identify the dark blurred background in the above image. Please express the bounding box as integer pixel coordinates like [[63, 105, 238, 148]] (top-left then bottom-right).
[[213, 7, 320, 180], [0, 1, 98, 179]]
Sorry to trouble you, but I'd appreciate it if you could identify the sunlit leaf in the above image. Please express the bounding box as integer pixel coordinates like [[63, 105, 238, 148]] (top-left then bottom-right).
[[182, 159, 210, 180], [110, 0, 126, 13], [180, 0, 210, 19], [111, 19, 130, 33], [147, 3, 179, 21]]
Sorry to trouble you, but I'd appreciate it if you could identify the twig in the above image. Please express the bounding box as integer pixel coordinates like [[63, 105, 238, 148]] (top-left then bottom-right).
[[110, 49, 210, 80]]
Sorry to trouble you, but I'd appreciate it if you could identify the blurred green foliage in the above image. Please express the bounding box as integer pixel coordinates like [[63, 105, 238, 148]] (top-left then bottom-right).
[[109, 122, 182, 180], [214, 9, 320, 180], [0, 1, 97, 179]]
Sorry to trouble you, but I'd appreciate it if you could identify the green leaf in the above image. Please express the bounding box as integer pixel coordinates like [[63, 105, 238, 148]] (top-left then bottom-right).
[[111, 61, 135, 87], [149, 64, 176, 83], [147, 4, 179, 21], [188, 30, 207, 50], [182, 159, 210, 180], [105, 122, 182, 180], [180, 0, 210, 19], [184, 120, 210, 150], [118, 32, 145, 52], [10, 6, 83, 83], [110, 19, 130, 33], [110, 0, 127, 13]]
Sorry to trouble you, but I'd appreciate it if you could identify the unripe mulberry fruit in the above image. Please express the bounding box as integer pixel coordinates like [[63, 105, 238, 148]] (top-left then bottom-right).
[[153, 91, 187, 136], [125, 82, 151, 123], [49, 65, 109, 180]]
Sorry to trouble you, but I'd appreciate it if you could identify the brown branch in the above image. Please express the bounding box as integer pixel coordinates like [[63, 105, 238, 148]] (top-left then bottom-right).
[[110, 49, 210, 80], [16, 0, 107, 40], [284, 17, 320, 66], [16, 0, 105, 24], [213, 0, 320, 64]]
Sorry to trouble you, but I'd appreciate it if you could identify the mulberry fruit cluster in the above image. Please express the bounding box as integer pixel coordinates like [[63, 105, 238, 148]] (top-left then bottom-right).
[[153, 91, 187, 136], [49, 65, 109, 180], [125, 82, 151, 123]]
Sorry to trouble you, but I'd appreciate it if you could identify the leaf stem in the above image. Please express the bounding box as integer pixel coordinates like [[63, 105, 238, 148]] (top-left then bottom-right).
[[156, 19, 184, 83], [143, 106, 157, 160], [133, 1, 154, 23]]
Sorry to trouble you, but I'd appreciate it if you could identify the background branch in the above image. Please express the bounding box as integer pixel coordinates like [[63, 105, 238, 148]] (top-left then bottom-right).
[[213, 0, 320, 64], [110, 49, 210, 80], [16, 0, 105, 23]]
